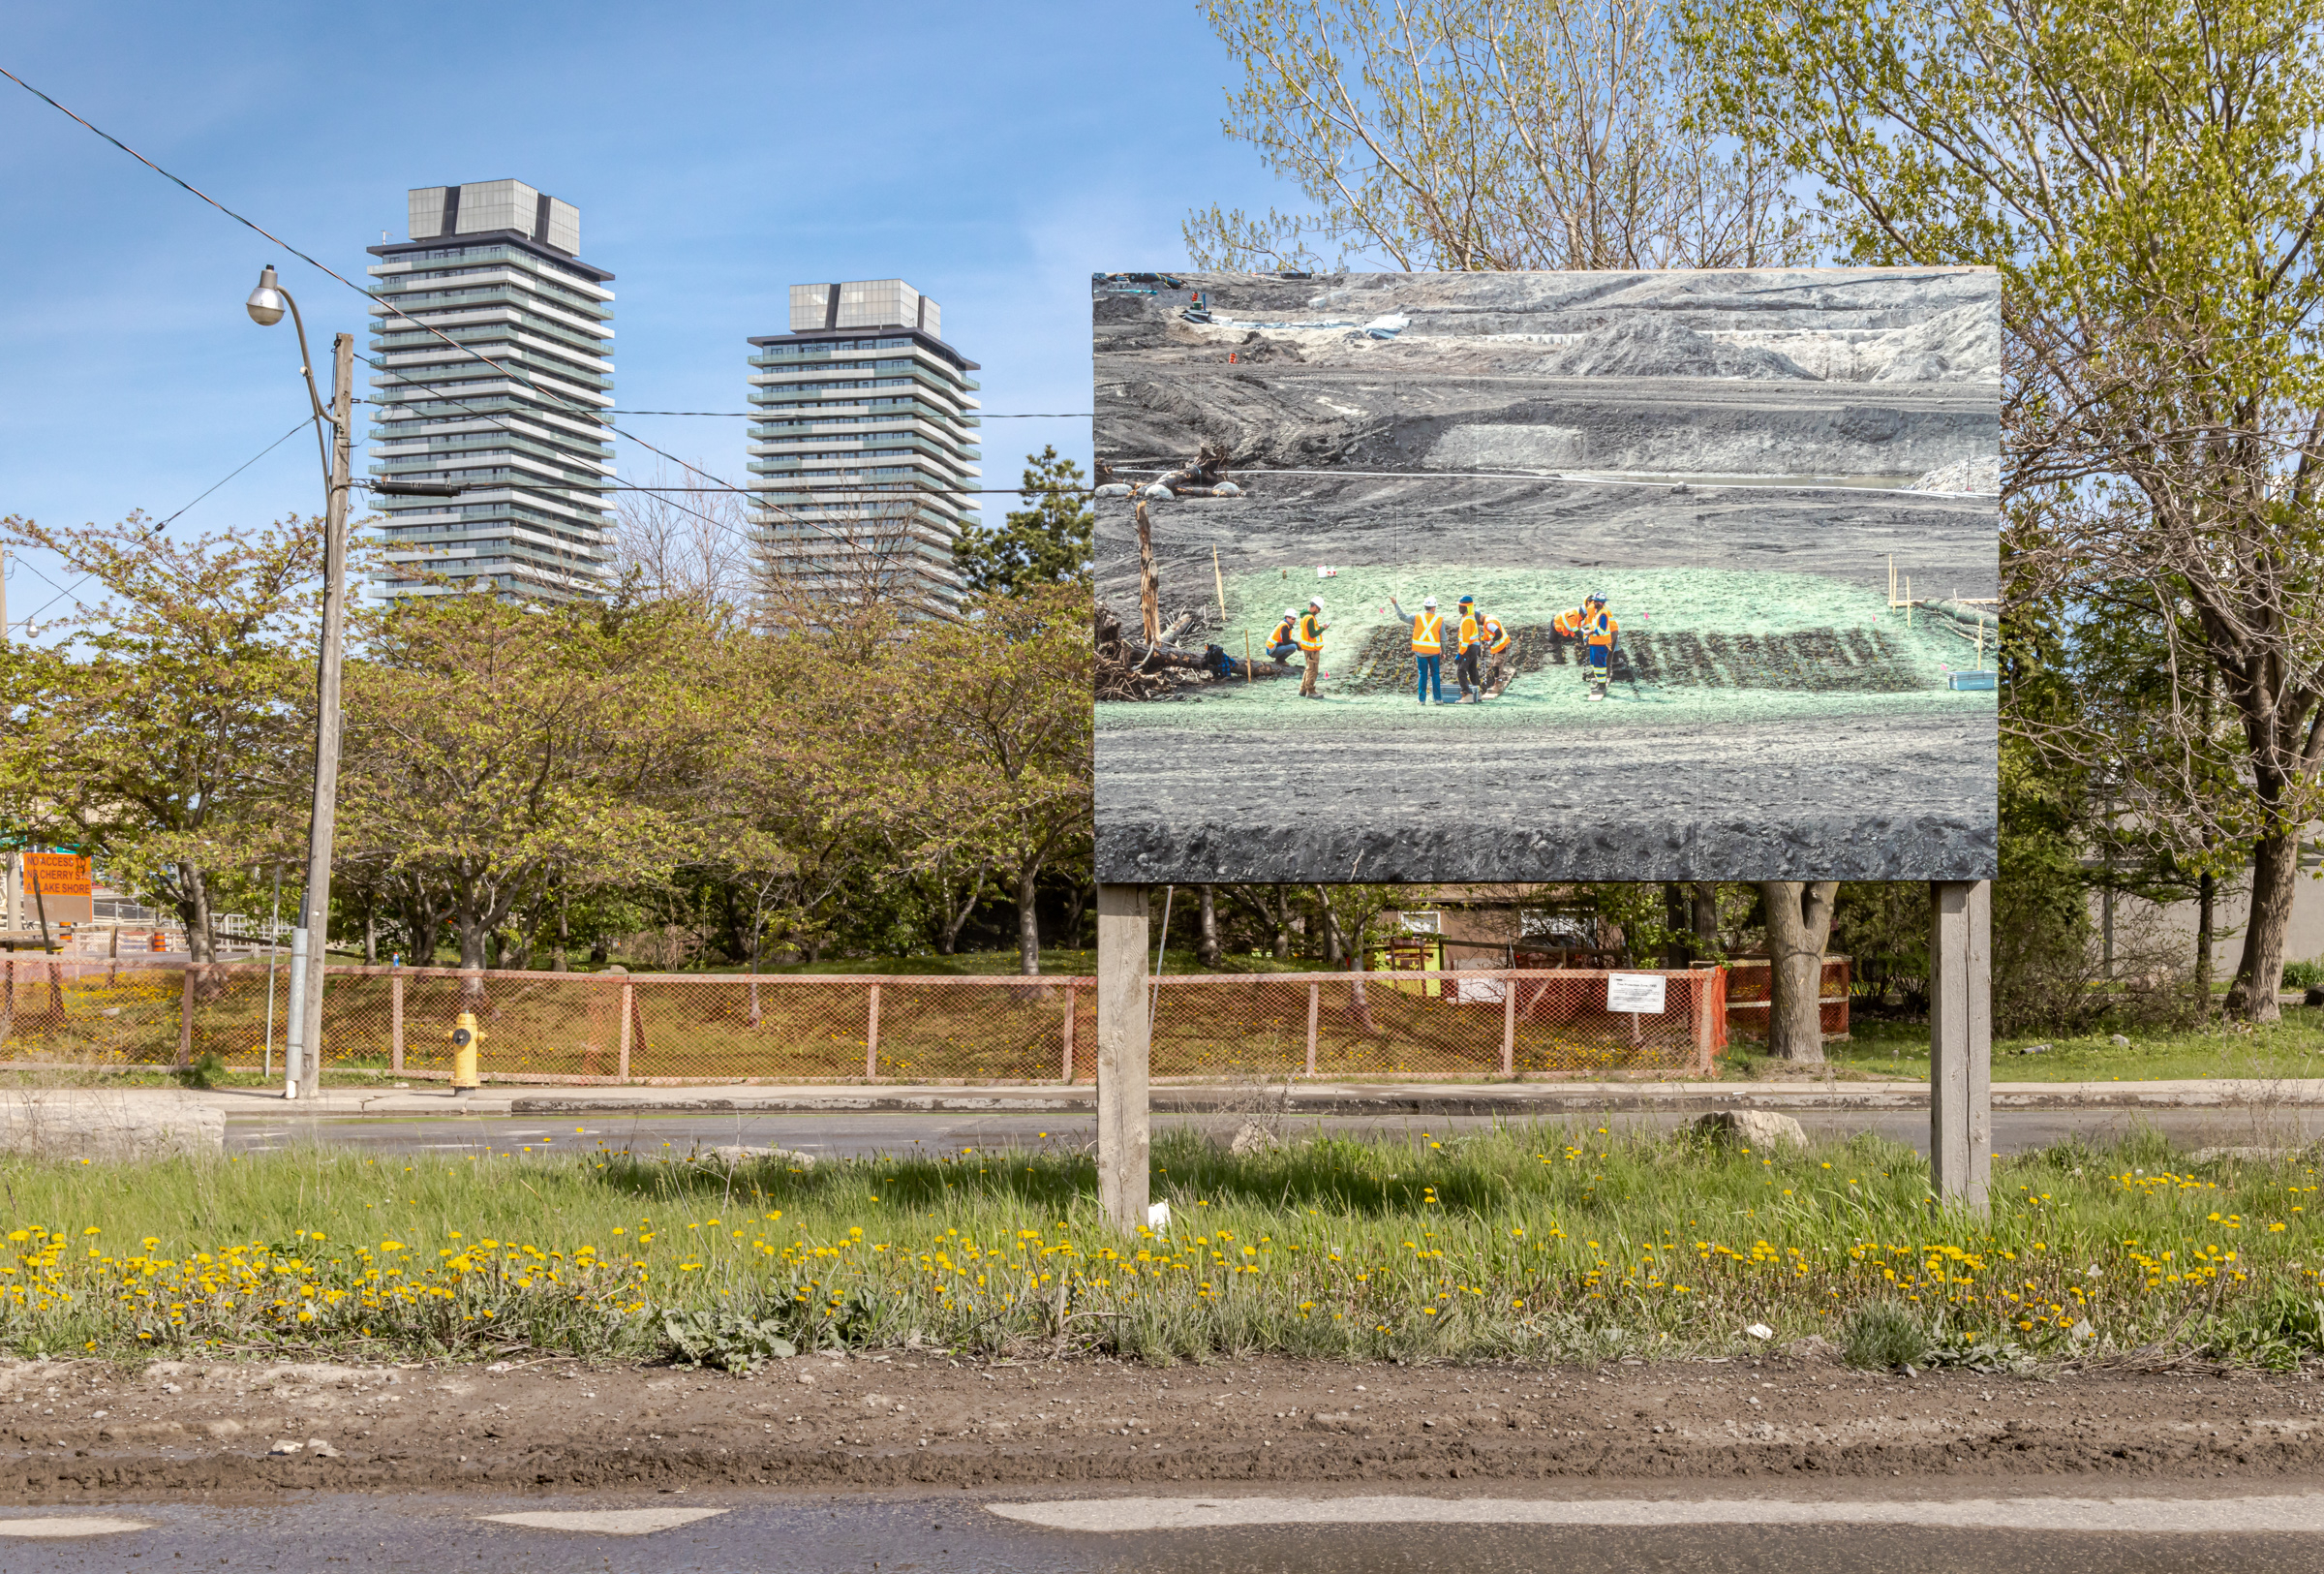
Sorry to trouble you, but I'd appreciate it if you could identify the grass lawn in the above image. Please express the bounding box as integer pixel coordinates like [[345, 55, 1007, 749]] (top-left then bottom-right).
[[2, 1121, 2319, 1370], [1811, 1006, 2324, 1084]]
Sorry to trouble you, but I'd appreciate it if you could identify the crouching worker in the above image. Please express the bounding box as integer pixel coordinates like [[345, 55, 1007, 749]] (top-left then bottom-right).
[[1265, 606, 1300, 665], [1552, 591, 1619, 700], [1481, 611, 1516, 697], [1389, 593, 1445, 704]]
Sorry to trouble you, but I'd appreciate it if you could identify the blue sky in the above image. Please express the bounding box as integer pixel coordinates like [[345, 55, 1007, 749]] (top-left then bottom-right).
[[0, 1, 1286, 617]]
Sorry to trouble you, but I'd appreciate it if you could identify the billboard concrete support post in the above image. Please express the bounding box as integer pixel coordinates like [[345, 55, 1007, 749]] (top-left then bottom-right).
[[1930, 880, 1992, 1212], [1096, 883, 1151, 1233]]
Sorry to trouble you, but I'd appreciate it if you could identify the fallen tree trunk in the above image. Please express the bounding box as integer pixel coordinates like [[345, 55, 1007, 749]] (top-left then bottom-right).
[[1119, 639, 1295, 680]]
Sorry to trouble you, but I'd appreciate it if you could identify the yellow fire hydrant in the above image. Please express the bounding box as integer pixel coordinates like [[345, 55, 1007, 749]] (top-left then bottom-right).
[[448, 1011, 484, 1096]]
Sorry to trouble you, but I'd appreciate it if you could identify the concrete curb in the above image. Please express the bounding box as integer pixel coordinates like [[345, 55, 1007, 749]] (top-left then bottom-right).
[[49, 1076, 2324, 1124]]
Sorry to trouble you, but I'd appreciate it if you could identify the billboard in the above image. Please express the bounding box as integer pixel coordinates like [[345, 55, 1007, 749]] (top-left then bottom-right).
[[1092, 269, 2000, 884]]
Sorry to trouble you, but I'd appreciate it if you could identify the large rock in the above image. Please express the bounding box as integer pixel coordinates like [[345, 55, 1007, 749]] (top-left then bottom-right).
[[1693, 1109, 1808, 1152], [0, 1094, 223, 1160]]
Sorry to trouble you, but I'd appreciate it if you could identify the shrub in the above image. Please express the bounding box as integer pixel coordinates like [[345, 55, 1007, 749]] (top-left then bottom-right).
[[661, 1309, 796, 1373], [171, 1052, 226, 1090], [1841, 1298, 1928, 1370], [2283, 961, 2324, 991]]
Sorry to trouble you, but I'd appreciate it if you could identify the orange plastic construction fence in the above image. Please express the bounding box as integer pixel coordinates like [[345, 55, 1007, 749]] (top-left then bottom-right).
[[0, 961, 1730, 1084]]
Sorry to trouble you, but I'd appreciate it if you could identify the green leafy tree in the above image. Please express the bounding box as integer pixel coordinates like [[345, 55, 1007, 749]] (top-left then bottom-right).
[[894, 583, 1095, 974], [1689, 0, 2324, 1020], [951, 448, 1094, 598], [0, 512, 322, 964], [1187, 0, 1802, 269], [337, 595, 719, 978]]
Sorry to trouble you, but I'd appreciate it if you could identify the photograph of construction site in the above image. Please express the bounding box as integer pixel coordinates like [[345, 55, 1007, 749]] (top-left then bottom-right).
[[1093, 267, 2001, 884]]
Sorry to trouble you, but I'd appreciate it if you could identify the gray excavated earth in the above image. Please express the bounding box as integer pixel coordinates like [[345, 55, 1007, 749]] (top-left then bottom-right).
[[1095, 269, 2001, 883]]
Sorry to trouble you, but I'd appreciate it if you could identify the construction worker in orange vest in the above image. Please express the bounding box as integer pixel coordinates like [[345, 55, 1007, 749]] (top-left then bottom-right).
[[1295, 598, 1328, 696], [1481, 611, 1516, 697], [1552, 591, 1619, 700], [1388, 593, 1445, 704], [1452, 595, 1487, 701], [1264, 607, 1300, 665]]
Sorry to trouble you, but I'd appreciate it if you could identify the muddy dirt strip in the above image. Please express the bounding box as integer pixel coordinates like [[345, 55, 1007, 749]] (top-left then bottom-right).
[[0, 1353, 2316, 1501]]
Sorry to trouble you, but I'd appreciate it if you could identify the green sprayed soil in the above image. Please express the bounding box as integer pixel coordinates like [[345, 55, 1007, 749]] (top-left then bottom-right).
[[1107, 564, 1995, 733]]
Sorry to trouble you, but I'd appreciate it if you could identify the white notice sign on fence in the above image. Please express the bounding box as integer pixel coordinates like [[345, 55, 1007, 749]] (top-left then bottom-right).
[[1605, 972, 1667, 1014]]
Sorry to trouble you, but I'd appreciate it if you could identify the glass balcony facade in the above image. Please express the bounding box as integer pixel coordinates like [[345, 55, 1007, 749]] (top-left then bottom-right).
[[365, 185, 616, 605], [747, 283, 982, 617]]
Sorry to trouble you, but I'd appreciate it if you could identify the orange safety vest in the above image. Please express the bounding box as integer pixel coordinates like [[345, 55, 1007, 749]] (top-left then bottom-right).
[[1410, 611, 1443, 654], [1297, 611, 1326, 651], [1458, 609, 1482, 647], [1269, 617, 1297, 648], [1554, 605, 1617, 648], [1483, 616, 1512, 655]]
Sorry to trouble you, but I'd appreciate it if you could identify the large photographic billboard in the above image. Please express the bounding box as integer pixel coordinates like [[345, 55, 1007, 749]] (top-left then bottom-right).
[[1093, 269, 2000, 884]]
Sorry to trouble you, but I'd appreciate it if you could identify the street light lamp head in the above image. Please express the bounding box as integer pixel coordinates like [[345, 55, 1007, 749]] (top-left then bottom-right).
[[245, 263, 287, 326]]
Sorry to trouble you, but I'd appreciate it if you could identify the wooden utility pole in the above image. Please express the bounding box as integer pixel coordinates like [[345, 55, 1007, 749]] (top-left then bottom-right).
[[291, 331, 355, 1100]]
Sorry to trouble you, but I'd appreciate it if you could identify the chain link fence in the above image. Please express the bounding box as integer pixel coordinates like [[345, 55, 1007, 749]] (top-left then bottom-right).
[[1143, 969, 1726, 1079], [0, 962, 1728, 1083]]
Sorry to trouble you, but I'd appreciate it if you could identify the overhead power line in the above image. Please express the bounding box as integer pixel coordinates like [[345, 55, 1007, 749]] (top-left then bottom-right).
[[607, 410, 1092, 419], [10, 417, 322, 633], [0, 67, 1093, 587], [358, 401, 1091, 418]]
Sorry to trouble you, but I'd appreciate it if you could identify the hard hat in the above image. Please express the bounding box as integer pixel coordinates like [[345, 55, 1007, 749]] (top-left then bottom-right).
[[1309, 597, 1324, 608], [1587, 589, 1608, 602], [1283, 606, 1299, 618], [1458, 595, 1474, 604], [1422, 596, 1438, 607]]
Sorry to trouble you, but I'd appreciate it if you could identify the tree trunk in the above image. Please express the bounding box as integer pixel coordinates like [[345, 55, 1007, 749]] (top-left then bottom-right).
[[1196, 885, 1221, 968], [553, 887, 569, 973], [1272, 885, 1292, 959], [1662, 881, 1693, 968], [456, 913, 490, 971], [1761, 880, 1838, 1062], [1016, 862, 1042, 976], [935, 859, 989, 956], [1312, 886, 1343, 965], [176, 860, 216, 966], [2226, 829, 2296, 1023], [1060, 879, 1092, 949], [1692, 881, 1720, 951], [2194, 868, 2216, 1007], [454, 909, 493, 1007]]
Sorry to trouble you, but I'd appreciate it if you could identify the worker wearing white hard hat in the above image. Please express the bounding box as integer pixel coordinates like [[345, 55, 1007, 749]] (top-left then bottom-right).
[[1264, 606, 1300, 665], [1295, 598, 1329, 697], [1388, 591, 1447, 704]]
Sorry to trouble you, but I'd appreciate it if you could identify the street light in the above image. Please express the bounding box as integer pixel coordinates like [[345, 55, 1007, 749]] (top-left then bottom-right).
[[247, 262, 352, 1102]]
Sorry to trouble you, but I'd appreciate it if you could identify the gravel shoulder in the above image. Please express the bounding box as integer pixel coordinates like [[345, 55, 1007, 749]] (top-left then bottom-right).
[[4, 1351, 2317, 1502]]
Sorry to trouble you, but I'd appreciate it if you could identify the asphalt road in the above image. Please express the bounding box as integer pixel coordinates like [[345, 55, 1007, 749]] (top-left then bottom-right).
[[224, 1106, 2324, 1160], [1, 1488, 2317, 1571]]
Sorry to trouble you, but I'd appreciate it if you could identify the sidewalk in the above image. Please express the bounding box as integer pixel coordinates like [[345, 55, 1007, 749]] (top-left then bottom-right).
[[105, 1075, 2324, 1119]]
